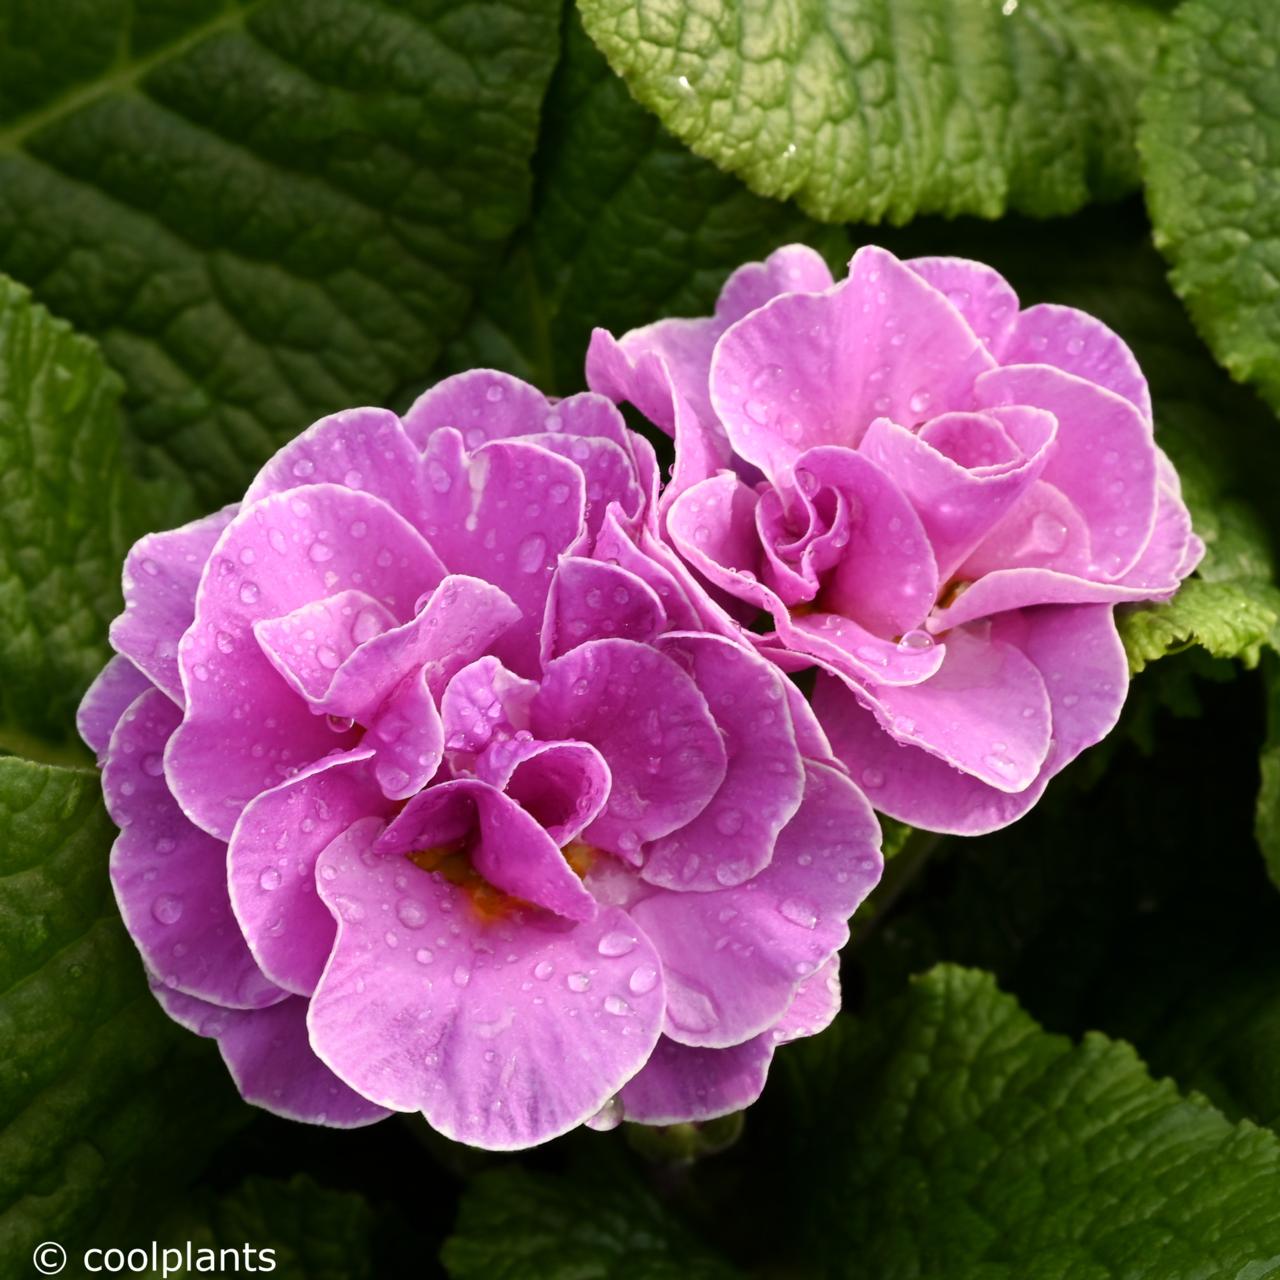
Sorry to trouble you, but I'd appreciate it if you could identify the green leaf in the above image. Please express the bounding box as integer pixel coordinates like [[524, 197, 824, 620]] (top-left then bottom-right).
[[1141, 0, 1280, 415], [575, 0, 1168, 226], [0, 758, 240, 1271], [442, 1163, 742, 1280], [157, 1175, 377, 1279], [780, 965, 1280, 1279], [436, 11, 844, 395], [0, 276, 146, 757], [0, 0, 561, 513]]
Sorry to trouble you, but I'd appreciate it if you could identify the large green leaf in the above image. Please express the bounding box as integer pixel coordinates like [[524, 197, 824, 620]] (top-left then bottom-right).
[[0, 759, 240, 1271], [1141, 0, 1280, 416], [158, 1175, 377, 1279], [439, 11, 842, 396], [778, 965, 1280, 1279], [442, 1161, 741, 1280], [0, 276, 145, 757], [575, 0, 1167, 226], [0, 0, 560, 513]]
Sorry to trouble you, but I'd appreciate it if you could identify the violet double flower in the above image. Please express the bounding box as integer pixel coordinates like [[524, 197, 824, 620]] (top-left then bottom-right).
[[590, 246, 1202, 833], [79, 373, 881, 1148]]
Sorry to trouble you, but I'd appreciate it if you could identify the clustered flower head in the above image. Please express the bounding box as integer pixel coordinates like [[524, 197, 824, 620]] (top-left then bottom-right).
[[81, 244, 1199, 1147], [80, 371, 882, 1148], [589, 245, 1202, 833]]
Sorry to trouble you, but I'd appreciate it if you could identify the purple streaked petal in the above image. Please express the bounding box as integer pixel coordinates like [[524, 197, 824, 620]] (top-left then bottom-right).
[[375, 780, 596, 923], [710, 246, 996, 483], [229, 747, 390, 996], [532, 639, 728, 864], [541, 558, 667, 663], [152, 984, 389, 1127], [109, 506, 236, 703], [631, 761, 880, 1049], [975, 365, 1158, 579], [106, 689, 285, 1010], [641, 635, 805, 892], [243, 407, 428, 517], [78, 655, 151, 760], [416, 432, 586, 676], [309, 819, 663, 1148], [1000, 304, 1152, 423]]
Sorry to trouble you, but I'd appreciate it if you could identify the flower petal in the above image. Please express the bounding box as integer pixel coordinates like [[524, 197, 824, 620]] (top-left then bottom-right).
[[817, 604, 1126, 832], [376, 780, 596, 923], [618, 956, 841, 1125], [152, 984, 389, 1127], [641, 636, 805, 892], [710, 246, 995, 484], [1000, 304, 1152, 422], [630, 761, 880, 1048], [975, 364, 1158, 578], [229, 747, 390, 996], [906, 256, 1020, 353], [416, 432, 586, 675], [109, 506, 236, 703], [541, 558, 667, 663], [309, 819, 664, 1148], [533, 639, 728, 864], [78, 655, 151, 760], [106, 690, 285, 1009]]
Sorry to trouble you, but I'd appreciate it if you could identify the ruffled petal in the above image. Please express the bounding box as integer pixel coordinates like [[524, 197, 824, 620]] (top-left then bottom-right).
[[905, 256, 1020, 354], [859, 624, 1052, 793], [710, 246, 995, 484], [243, 407, 428, 518], [641, 636, 805, 892], [78, 655, 151, 760], [376, 780, 596, 923], [975, 365, 1158, 578], [817, 604, 1126, 833], [416, 432, 586, 675], [533, 639, 727, 864], [541, 558, 667, 663], [1000, 304, 1152, 423], [109, 506, 236, 703], [618, 956, 841, 1125], [308, 819, 664, 1148], [153, 985, 388, 1127], [228, 747, 390, 996], [630, 761, 880, 1048], [106, 690, 284, 1009]]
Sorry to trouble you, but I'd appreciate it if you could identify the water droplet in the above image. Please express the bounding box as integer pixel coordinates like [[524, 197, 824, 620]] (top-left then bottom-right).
[[142, 753, 164, 777], [326, 713, 355, 734], [567, 972, 591, 993], [588, 1096, 624, 1130], [714, 807, 744, 836], [308, 540, 334, 563], [597, 931, 636, 957], [259, 867, 282, 891], [415, 947, 434, 965], [628, 964, 658, 995], [861, 767, 885, 788], [317, 645, 340, 670], [397, 898, 428, 929], [908, 390, 932, 416], [292, 457, 315, 478], [239, 582, 260, 605], [152, 894, 183, 925], [779, 897, 818, 929], [485, 383, 505, 403], [897, 628, 934, 651], [604, 995, 631, 1016], [533, 960, 555, 981], [517, 533, 547, 574], [452, 965, 471, 987]]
